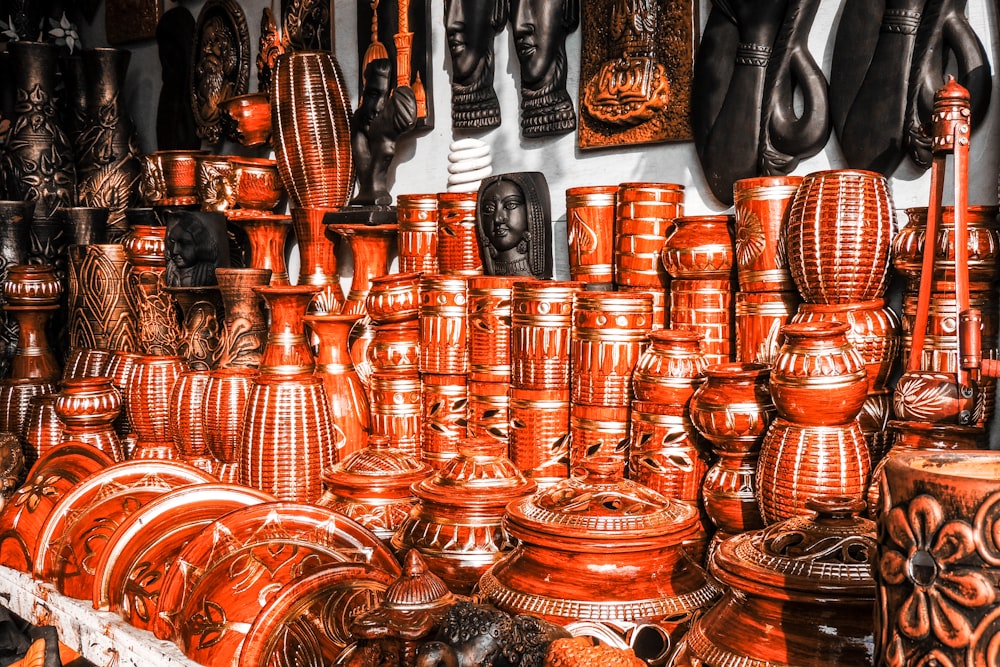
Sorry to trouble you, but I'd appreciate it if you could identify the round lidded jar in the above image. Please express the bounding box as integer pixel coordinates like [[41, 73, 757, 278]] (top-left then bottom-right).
[[672, 496, 877, 666], [479, 456, 719, 666]]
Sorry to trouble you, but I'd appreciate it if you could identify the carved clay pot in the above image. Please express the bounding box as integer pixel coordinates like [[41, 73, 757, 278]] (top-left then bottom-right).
[[689, 362, 776, 538], [61, 206, 108, 246], [142, 150, 208, 207], [4, 265, 62, 383], [436, 192, 482, 276], [215, 267, 270, 369], [230, 213, 290, 285], [876, 452, 1000, 666], [369, 372, 422, 458], [289, 207, 343, 313], [54, 377, 123, 462], [420, 373, 468, 468], [203, 366, 257, 484], [219, 92, 272, 146], [509, 386, 571, 485], [465, 276, 516, 384], [661, 215, 735, 280], [391, 436, 536, 594], [167, 369, 216, 473], [732, 175, 801, 292], [786, 169, 893, 304], [510, 280, 580, 390], [328, 222, 396, 316], [614, 182, 684, 289], [367, 322, 419, 376], [418, 275, 469, 376], [0, 201, 31, 378], [734, 291, 800, 364], [396, 193, 439, 274], [673, 497, 877, 667], [894, 206, 1000, 291], [230, 156, 284, 212], [317, 436, 432, 543], [366, 271, 421, 325], [67, 244, 137, 354], [22, 394, 61, 467], [770, 321, 869, 426], [255, 284, 319, 375], [162, 285, 222, 371], [480, 456, 719, 666], [668, 277, 735, 366], [631, 329, 708, 409], [566, 185, 617, 289], [126, 355, 186, 459]]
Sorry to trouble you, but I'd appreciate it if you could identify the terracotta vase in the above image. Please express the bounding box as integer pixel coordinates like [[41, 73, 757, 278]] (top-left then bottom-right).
[[669, 277, 735, 366], [194, 155, 235, 212], [215, 267, 270, 369], [53, 376, 123, 462], [0, 201, 31, 378], [327, 222, 396, 316], [436, 192, 482, 275], [0, 379, 56, 439], [61, 206, 108, 246], [613, 182, 684, 290], [673, 497, 876, 667], [270, 50, 354, 208], [786, 169, 893, 303], [126, 354, 186, 459], [3, 265, 62, 382], [418, 275, 469, 376], [238, 285, 338, 502], [860, 390, 895, 464], [289, 207, 343, 313], [305, 313, 371, 459], [510, 280, 580, 390], [628, 407, 707, 511], [75, 48, 140, 239], [61, 347, 110, 381], [689, 362, 776, 538], [466, 276, 516, 384], [509, 386, 571, 485], [632, 329, 708, 409], [565, 185, 617, 289], [732, 175, 802, 292], [661, 215, 735, 280], [202, 366, 257, 484], [101, 350, 139, 440], [420, 373, 468, 468], [167, 369, 215, 473], [757, 417, 871, 524], [791, 299, 902, 394], [66, 244, 137, 354], [21, 394, 62, 467], [142, 150, 207, 207], [396, 193, 439, 274], [894, 205, 1000, 291], [876, 452, 1000, 666], [231, 212, 290, 285], [770, 321, 869, 426], [365, 271, 420, 325], [900, 289, 998, 377], [480, 456, 719, 666], [369, 372, 422, 458], [734, 291, 800, 364], [219, 92, 272, 146], [162, 285, 222, 371], [392, 437, 536, 594], [317, 435, 433, 543], [571, 291, 653, 407]]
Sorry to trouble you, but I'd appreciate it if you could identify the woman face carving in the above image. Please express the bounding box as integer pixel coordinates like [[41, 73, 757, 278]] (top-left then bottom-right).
[[480, 179, 528, 252], [511, 0, 564, 85]]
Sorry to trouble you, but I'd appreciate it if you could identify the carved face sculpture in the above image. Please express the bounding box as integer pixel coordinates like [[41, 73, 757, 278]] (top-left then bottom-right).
[[196, 16, 237, 117], [444, 0, 497, 84], [510, 0, 568, 85], [164, 211, 227, 287], [481, 178, 529, 253]]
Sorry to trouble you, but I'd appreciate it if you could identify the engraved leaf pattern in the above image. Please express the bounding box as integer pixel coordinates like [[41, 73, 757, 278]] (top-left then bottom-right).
[[894, 378, 952, 421], [568, 210, 598, 256]]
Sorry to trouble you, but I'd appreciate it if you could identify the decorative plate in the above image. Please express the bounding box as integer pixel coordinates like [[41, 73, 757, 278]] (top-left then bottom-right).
[[91, 482, 276, 630], [238, 562, 395, 667], [0, 442, 113, 572], [32, 459, 215, 600], [191, 0, 250, 144], [153, 502, 400, 667]]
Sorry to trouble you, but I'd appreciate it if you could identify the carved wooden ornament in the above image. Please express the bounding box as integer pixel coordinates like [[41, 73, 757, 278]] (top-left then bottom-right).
[[190, 0, 250, 144]]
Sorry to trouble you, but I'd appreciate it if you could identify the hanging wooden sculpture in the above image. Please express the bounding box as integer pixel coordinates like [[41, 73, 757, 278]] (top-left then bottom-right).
[[281, 0, 331, 52], [190, 0, 250, 144], [577, 0, 696, 149]]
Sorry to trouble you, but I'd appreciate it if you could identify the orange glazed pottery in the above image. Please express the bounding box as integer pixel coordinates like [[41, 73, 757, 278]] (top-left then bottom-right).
[[673, 497, 877, 667], [436, 192, 482, 275], [660, 214, 735, 280], [614, 182, 684, 289], [391, 437, 536, 594], [53, 376, 123, 462], [894, 205, 1000, 290], [479, 456, 719, 666], [565, 185, 617, 289], [219, 92, 272, 146], [732, 175, 801, 292], [396, 193, 439, 274]]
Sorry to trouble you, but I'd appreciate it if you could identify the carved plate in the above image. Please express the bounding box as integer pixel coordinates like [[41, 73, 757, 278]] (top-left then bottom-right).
[[238, 562, 395, 667], [0, 441, 113, 572], [90, 483, 276, 630], [153, 502, 401, 667], [191, 0, 251, 144], [31, 460, 215, 600]]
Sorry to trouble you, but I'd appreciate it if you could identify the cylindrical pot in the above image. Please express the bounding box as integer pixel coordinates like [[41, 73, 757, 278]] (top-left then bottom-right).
[[565, 185, 616, 289], [270, 50, 354, 208], [215, 268, 271, 369], [669, 278, 734, 366], [614, 182, 684, 289], [166, 369, 215, 473], [436, 192, 482, 276], [203, 367, 257, 484], [876, 452, 1000, 666], [508, 386, 571, 485], [734, 290, 800, 364], [466, 275, 516, 383], [418, 275, 468, 376], [369, 372, 422, 458], [4, 265, 62, 382], [732, 175, 802, 292], [420, 373, 468, 468], [786, 169, 893, 304], [126, 355, 186, 458], [509, 280, 579, 390], [62, 207, 108, 246], [67, 244, 137, 353], [769, 321, 869, 426], [365, 271, 420, 325], [396, 193, 439, 274]]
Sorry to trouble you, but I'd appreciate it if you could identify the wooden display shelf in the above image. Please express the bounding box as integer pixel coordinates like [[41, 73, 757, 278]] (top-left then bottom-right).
[[0, 566, 201, 667]]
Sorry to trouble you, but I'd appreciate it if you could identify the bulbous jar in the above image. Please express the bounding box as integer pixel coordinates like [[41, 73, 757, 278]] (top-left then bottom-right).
[[689, 362, 776, 537], [391, 437, 536, 595], [769, 321, 868, 426], [631, 329, 707, 409], [479, 456, 720, 666], [893, 206, 1000, 290], [54, 376, 124, 462], [672, 497, 877, 667], [317, 436, 433, 544], [660, 215, 735, 280]]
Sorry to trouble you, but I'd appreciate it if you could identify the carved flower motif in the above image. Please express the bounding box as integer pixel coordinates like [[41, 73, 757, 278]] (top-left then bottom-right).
[[879, 494, 995, 659], [735, 210, 766, 269]]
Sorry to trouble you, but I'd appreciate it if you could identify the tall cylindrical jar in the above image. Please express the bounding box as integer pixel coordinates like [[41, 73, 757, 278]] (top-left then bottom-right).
[[614, 182, 683, 289], [732, 175, 801, 292], [566, 185, 616, 289], [396, 193, 439, 274], [436, 192, 482, 275]]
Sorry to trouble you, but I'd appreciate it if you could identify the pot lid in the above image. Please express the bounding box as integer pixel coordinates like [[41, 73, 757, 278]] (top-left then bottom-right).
[[321, 436, 432, 499], [711, 496, 877, 597], [412, 437, 537, 508], [504, 456, 700, 546]]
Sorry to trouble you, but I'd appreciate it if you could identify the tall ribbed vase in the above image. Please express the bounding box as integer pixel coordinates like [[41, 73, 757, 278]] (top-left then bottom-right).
[[238, 285, 337, 502]]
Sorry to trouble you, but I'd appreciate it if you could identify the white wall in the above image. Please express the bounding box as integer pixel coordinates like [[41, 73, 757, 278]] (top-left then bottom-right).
[[81, 0, 1000, 276]]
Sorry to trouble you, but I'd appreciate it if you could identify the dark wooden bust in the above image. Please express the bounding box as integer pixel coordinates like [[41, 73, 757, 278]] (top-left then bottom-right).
[[475, 172, 552, 279], [163, 210, 230, 287], [444, 0, 507, 130], [509, 0, 579, 137]]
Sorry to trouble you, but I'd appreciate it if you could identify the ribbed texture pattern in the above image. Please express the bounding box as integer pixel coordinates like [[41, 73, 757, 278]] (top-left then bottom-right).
[[669, 278, 733, 366], [203, 368, 257, 483], [125, 356, 185, 448], [614, 182, 684, 288], [508, 387, 570, 483], [0, 380, 57, 437], [238, 374, 336, 502], [167, 370, 211, 459], [22, 394, 62, 467], [467, 276, 516, 383], [436, 193, 482, 275], [418, 276, 468, 375], [396, 194, 439, 274], [787, 169, 893, 303], [61, 348, 110, 380], [270, 51, 353, 208], [510, 282, 578, 390], [369, 373, 421, 458], [757, 418, 871, 524]]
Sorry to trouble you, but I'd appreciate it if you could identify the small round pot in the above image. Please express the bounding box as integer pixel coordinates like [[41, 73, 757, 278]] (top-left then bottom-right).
[[365, 271, 421, 324], [219, 92, 272, 146]]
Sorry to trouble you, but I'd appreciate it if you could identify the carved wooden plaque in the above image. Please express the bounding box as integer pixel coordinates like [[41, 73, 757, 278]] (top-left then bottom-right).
[[577, 0, 696, 149], [281, 0, 332, 52], [356, 0, 434, 129], [190, 0, 250, 144]]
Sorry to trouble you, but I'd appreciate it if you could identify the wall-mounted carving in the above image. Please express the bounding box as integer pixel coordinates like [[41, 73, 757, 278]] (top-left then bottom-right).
[[190, 0, 250, 145], [443, 0, 505, 131], [577, 0, 695, 149], [281, 0, 331, 52]]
